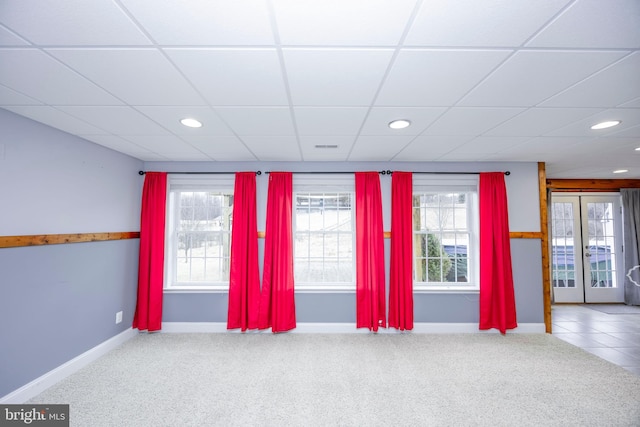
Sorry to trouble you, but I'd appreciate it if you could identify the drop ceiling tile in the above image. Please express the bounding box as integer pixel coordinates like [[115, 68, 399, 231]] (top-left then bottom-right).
[[485, 107, 603, 136], [436, 151, 492, 161], [128, 140, 211, 160], [526, 0, 640, 48], [215, 107, 295, 136], [79, 134, 151, 153], [512, 136, 594, 155], [392, 136, 473, 161], [294, 107, 368, 135], [406, 0, 570, 47], [284, 49, 394, 106], [376, 49, 512, 106], [166, 49, 288, 106], [273, 0, 417, 46], [618, 97, 640, 108], [361, 107, 447, 135], [0, 25, 29, 46], [454, 136, 531, 154], [57, 106, 173, 135], [119, 135, 199, 152], [182, 135, 258, 161], [563, 139, 640, 172], [544, 161, 602, 179], [47, 49, 206, 106], [120, 0, 274, 45], [545, 109, 640, 137], [241, 136, 302, 161], [2, 105, 109, 134], [423, 107, 525, 136], [79, 134, 169, 160], [0, 0, 151, 45], [299, 136, 354, 161], [493, 137, 592, 163], [584, 137, 640, 153], [135, 152, 171, 161], [135, 106, 234, 136], [348, 135, 414, 161], [541, 52, 640, 108], [0, 50, 123, 105], [610, 124, 640, 138], [165, 152, 214, 161], [481, 150, 544, 162], [459, 50, 628, 107], [0, 85, 43, 105]]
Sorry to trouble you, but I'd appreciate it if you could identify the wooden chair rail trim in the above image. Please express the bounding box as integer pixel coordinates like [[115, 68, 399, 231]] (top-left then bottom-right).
[[0, 232, 140, 248], [4, 229, 539, 248]]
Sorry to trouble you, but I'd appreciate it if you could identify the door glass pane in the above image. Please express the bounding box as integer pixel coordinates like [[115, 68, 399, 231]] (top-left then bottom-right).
[[552, 202, 577, 288], [586, 202, 617, 288]]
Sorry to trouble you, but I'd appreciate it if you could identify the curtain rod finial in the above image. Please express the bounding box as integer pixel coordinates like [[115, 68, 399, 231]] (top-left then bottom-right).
[[505, 171, 511, 176], [138, 171, 145, 175]]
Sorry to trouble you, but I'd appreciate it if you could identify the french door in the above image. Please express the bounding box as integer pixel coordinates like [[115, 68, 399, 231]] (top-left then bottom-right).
[[551, 194, 624, 303]]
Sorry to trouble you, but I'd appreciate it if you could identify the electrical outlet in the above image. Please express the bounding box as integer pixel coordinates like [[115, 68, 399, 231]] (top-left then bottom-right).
[[115, 311, 123, 324]]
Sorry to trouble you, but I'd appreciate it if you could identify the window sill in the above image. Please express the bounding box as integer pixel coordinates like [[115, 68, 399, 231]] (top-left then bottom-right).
[[164, 286, 228, 294], [295, 286, 355, 294], [414, 286, 479, 294]]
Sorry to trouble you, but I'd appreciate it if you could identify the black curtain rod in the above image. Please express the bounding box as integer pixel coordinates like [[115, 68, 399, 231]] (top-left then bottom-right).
[[138, 171, 261, 175], [412, 171, 510, 176], [138, 170, 509, 176], [264, 170, 510, 176]]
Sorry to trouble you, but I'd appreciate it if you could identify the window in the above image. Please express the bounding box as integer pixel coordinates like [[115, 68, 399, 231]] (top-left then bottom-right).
[[294, 176, 355, 291], [413, 176, 479, 290], [165, 175, 235, 291]]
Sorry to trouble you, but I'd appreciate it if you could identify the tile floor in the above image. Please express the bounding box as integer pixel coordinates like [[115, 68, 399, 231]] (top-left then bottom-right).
[[552, 304, 640, 376]]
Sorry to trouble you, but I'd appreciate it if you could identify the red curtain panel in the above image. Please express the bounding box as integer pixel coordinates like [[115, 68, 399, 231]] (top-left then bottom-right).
[[133, 172, 167, 332], [227, 172, 261, 331], [355, 172, 386, 332], [258, 172, 296, 332], [389, 172, 414, 331], [479, 172, 518, 334]]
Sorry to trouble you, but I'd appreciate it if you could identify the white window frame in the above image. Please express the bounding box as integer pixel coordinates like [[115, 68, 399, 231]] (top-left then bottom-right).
[[293, 174, 356, 292], [164, 174, 235, 292], [412, 175, 480, 292]]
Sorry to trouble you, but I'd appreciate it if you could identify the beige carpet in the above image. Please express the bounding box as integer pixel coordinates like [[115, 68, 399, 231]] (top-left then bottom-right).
[[29, 333, 640, 426]]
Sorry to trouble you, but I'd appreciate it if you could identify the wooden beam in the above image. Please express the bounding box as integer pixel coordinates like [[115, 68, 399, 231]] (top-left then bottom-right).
[[539, 163, 552, 334], [547, 178, 640, 191], [0, 232, 140, 249]]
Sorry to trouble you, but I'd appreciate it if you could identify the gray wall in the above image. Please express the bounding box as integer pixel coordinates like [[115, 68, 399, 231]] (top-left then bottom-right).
[[149, 161, 543, 325], [0, 109, 143, 398]]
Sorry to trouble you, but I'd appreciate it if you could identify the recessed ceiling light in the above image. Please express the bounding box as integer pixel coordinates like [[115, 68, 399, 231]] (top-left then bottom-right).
[[613, 169, 628, 174], [635, 147, 640, 151], [314, 144, 339, 149], [590, 120, 621, 130], [180, 118, 202, 128], [388, 119, 411, 130]]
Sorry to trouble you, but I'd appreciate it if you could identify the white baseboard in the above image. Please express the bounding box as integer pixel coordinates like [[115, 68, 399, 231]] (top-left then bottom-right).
[[162, 322, 546, 334], [0, 328, 138, 404]]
